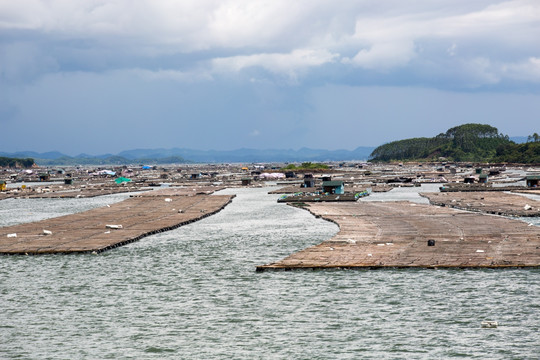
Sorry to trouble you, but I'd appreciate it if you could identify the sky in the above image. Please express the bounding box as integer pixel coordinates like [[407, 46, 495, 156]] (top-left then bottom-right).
[[1, 0, 540, 155]]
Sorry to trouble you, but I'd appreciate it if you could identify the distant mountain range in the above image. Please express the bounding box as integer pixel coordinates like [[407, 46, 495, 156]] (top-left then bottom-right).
[[2, 135, 529, 166], [0, 147, 376, 165], [118, 147, 375, 163]]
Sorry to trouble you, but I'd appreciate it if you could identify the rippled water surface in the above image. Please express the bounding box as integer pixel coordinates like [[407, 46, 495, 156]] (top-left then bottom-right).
[[1, 187, 539, 359]]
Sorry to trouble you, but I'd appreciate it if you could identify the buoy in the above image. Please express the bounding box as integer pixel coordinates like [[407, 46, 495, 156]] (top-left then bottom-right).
[[481, 321, 498, 328], [428, 239, 435, 246]]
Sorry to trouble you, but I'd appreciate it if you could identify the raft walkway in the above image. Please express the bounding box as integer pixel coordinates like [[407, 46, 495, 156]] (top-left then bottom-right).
[[0, 193, 234, 255], [257, 201, 540, 271]]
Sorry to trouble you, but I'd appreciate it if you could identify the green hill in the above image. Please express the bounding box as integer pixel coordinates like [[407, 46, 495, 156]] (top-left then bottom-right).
[[369, 124, 539, 163]]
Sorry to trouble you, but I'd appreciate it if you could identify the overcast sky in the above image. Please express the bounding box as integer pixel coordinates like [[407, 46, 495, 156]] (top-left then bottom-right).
[[1, 0, 539, 155]]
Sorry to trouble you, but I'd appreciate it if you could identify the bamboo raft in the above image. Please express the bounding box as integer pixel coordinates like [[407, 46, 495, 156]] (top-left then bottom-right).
[[0, 194, 234, 255], [257, 201, 540, 271]]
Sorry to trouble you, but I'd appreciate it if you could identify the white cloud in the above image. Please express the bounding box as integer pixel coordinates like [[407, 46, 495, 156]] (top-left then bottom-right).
[[339, 0, 540, 73], [501, 57, 540, 82], [0, 0, 539, 88], [434, 0, 540, 40], [343, 41, 416, 70], [0, 1, 332, 51], [461, 57, 500, 87], [212, 49, 339, 79]]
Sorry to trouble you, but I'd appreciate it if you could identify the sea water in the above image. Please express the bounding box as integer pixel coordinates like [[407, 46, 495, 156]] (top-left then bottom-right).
[[1, 187, 539, 359]]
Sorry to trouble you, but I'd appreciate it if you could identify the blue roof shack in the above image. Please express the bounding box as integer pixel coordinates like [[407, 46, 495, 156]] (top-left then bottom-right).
[[322, 180, 344, 195]]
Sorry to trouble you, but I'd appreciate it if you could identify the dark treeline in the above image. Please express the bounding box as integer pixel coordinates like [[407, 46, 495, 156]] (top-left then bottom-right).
[[0, 157, 35, 168], [370, 123, 539, 163], [282, 162, 329, 170], [495, 139, 540, 163]]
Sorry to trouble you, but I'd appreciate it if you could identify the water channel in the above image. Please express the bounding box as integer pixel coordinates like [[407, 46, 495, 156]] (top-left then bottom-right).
[[1, 186, 539, 359]]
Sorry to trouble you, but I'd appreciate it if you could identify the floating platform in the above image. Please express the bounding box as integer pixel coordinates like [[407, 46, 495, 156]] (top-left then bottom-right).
[[421, 191, 540, 217], [0, 193, 234, 255], [257, 201, 540, 271]]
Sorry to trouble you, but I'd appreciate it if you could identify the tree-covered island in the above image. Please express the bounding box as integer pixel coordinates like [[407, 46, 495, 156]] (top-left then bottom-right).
[[369, 123, 539, 163]]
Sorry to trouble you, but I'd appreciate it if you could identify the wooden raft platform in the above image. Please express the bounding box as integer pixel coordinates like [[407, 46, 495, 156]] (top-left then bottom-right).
[[257, 201, 540, 271], [421, 191, 540, 217], [0, 186, 150, 200], [277, 193, 367, 203], [0, 194, 234, 255], [439, 184, 529, 192], [138, 186, 225, 196]]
